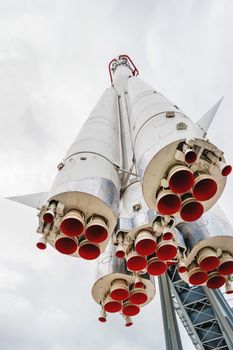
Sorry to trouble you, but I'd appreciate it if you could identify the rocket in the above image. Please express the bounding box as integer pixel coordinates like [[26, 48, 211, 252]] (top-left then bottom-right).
[[9, 55, 233, 326]]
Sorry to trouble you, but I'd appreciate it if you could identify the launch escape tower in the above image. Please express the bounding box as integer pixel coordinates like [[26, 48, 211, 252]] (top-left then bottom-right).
[[9, 55, 233, 349]]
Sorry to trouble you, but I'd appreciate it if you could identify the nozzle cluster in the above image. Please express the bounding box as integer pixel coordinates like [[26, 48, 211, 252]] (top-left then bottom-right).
[[98, 278, 150, 326], [37, 203, 109, 260]]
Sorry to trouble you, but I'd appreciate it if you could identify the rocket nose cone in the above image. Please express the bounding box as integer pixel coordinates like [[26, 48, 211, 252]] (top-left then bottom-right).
[[207, 274, 226, 289], [78, 241, 100, 260], [180, 200, 204, 222], [147, 259, 167, 276], [193, 177, 217, 201], [157, 241, 177, 261], [157, 193, 181, 215], [43, 212, 54, 224], [104, 301, 122, 313], [85, 224, 108, 243], [199, 256, 220, 272], [169, 168, 194, 194], [55, 237, 78, 255], [60, 218, 84, 237]]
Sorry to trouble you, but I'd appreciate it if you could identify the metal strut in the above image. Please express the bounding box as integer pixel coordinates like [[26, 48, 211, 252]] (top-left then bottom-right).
[[158, 273, 184, 350]]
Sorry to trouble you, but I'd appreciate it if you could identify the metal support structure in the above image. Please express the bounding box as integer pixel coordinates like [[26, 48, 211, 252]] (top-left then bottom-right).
[[158, 274, 184, 350], [204, 288, 233, 349], [167, 265, 233, 350]]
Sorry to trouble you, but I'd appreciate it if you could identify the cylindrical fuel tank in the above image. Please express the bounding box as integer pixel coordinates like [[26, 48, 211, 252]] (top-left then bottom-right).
[[38, 88, 121, 258], [176, 205, 233, 287], [126, 76, 228, 220]]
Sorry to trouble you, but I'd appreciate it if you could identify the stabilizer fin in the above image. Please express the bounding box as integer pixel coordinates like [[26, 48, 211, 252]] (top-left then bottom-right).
[[197, 97, 224, 137], [7, 191, 48, 209]]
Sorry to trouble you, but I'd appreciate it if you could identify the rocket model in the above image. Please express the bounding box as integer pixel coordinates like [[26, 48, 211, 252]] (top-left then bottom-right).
[[9, 55, 233, 326]]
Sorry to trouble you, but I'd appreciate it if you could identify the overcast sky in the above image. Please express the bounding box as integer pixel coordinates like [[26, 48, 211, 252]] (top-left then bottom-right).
[[0, 1, 233, 349]]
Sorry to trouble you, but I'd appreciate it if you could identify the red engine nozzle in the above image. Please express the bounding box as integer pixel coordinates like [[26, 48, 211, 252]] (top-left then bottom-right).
[[157, 240, 177, 261], [198, 247, 220, 272], [126, 251, 147, 272], [157, 189, 181, 215], [180, 197, 204, 222], [78, 240, 100, 260], [168, 165, 194, 194], [55, 236, 78, 255], [60, 209, 85, 237], [85, 216, 108, 243], [122, 301, 140, 316], [135, 230, 157, 256], [110, 279, 129, 302], [207, 272, 226, 289], [188, 263, 208, 286], [193, 174, 218, 201], [147, 256, 167, 276]]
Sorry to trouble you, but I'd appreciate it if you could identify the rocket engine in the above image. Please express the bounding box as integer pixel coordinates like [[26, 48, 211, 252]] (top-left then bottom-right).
[[176, 205, 233, 289], [92, 244, 155, 326], [113, 181, 186, 278], [126, 76, 231, 221]]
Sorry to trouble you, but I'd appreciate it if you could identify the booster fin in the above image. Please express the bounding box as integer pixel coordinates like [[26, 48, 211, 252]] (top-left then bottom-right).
[[197, 97, 224, 137], [7, 192, 49, 209]]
